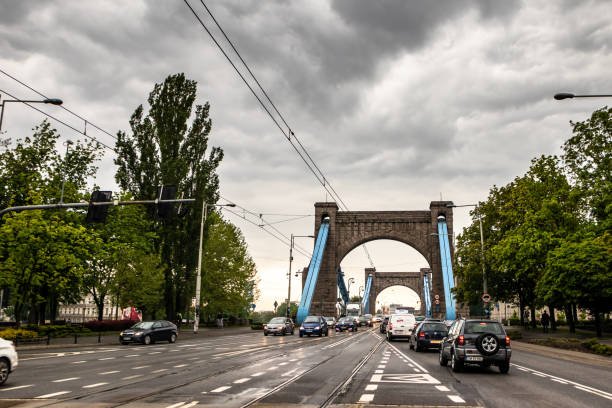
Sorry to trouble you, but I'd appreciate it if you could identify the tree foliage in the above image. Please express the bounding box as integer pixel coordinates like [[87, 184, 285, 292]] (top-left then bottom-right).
[[114, 73, 224, 318]]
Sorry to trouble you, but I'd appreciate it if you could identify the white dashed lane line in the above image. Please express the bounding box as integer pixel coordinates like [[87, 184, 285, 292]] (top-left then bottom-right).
[[35, 391, 71, 399], [125, 354, 140, 357], [122, 375, 143, 380], [98, 357, 115, 360], [233, 378, 250, 384], [448, 395, 466, 403], [210, 386, 231, 393], [0, 384, 33, 391], [251, 372, 265, 377], [71, 360, 87, 364], [83, 382, 108, 388], [132, 365, 150, 370], [152, 369, 168, 373], [365, 384, 378, 391], [358, 394, 374, 403], [99, 370, 120, 375], [435, 385, 450, 392], [174, 364, 187, 368]]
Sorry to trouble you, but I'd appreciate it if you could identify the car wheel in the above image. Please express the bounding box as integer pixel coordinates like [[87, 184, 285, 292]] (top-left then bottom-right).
[[264, 332, 268, 336], [143, 335, 151, 345], [415, 342, 421, 352], [282, 329, 286, 336], [318, 330, 322, 337], [451, 349, 463, 372], [0, 359, 9, 385], [499, 361, 510, 374], [475, 333, 500, 356], [169, 333, 177, 343], [439, 348, 448, 366]]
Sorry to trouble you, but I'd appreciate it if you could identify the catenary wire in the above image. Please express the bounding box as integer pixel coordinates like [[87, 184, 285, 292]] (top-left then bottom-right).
[[0, 68, 118, 141], [0, 88, 116, 152], [186, 0, 375, 268]]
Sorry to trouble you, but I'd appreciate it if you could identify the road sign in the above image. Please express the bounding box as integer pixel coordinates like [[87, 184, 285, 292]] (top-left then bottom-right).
[[435, 299, 440, 305], [191, 297, 197, 307], [481, 293, 492, 303], [251, 303, 256, 310], [434, 294, 440, 300]]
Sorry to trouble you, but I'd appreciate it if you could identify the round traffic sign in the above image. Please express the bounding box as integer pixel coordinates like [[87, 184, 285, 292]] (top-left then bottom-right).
[[481, 293, 492, 303], [434, 294, 440, 300], [435, 299, 440, 305]]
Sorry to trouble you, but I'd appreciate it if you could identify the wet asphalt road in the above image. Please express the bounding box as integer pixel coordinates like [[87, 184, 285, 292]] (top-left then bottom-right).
[[0, 326, 610, 407]]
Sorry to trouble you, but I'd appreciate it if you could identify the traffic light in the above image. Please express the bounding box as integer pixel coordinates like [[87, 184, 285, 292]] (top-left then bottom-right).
[[86, 190, 113, 223], [155, 185, 177, 219]]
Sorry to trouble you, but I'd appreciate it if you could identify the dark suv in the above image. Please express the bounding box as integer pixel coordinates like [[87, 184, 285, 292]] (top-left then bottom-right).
[[439, 319, 511, 373]]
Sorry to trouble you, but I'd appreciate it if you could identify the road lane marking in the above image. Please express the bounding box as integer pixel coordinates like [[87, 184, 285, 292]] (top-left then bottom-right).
[[511, 363, 612, 401], [377, 365, 386, 369], [532, 372, 546, 377], [35, 391, 71, 399], [234, 378, 250, 384], [188, 357, 199, 360], [278, 362, 288, 366], [122, 375, 143, 380], [289, 359, 297, 362], [436, 385, 450, 391], [551, 379, 568, 384], [166, 402, 198, 408], [98, 357, 115, 360], [267, 366, 278, 370], [72, 360, 87, 364], [148, 352, 162, 355], [374, 370, 384, 374], [358, 394, 374, 403], [448, 395, 465, 403], [211, 386, 231, 393], [100, 371, 120, 375], [174, 364, 187, 368], [365, 384, 378, 391], [252, 372, 265, 377], [125, 354, 140, 357], [385, 342, 428, 372], [153, 369, 168, 373], [132, 365, 150, 369], [83, 382, 108, 388], [1, 384, 33, 391]]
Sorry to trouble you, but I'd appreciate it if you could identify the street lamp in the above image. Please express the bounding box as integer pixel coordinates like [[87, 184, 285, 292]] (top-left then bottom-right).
[[286, 234, 314, 318], [446, 203, 488, 314], [554, 93, 612, 100], [0, 94, 63, 133], [194, 201, 236, 333]]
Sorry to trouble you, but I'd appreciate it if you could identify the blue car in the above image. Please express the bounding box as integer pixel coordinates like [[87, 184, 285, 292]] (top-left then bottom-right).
[[299, 316, 329, 337]]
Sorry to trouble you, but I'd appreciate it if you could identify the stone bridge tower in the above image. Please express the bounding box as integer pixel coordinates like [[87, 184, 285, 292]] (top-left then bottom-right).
[[307, 201, 454, 318]]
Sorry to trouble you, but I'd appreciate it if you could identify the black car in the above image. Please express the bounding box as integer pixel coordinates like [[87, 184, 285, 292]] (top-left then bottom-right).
[[439, 319, 512, 373], [120, 320, 178, 345], [410, 321, 448, 351], [335, 316, 358, 332], [358, 315, 373, 327], [379, 316, 389, 333]]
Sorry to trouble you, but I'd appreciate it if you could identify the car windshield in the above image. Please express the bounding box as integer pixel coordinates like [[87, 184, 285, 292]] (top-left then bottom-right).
[[338, 317, 351, 323], [359, 316, 369, 321], [325, 317, 334, 321], [465, 321, 504, 334], [131, 322, 154, 329], [422, 323, 448, 332], [269, 317, 285, 324], [304, 316, 320, 323]]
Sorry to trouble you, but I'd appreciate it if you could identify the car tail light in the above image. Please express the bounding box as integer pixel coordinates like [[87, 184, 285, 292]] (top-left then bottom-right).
[[458, 335, 465, 346], [419, 332, 425, 338], [505, 336, 510, 346], [388, 323, 392, 330]]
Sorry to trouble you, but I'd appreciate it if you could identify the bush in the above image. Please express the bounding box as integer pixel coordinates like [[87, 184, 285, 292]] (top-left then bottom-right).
[[508, 318, 521, 326], [250, 322, 264, 330], [0, 328, 39, 340], [84, 319, 139, 332], [581, 338, 612, 356], [22, 324, 92, 338]]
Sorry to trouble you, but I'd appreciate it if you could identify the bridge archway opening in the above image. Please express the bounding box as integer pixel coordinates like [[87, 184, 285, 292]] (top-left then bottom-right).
[[338, 239, 430, 308], [375, 285, 421, 314]]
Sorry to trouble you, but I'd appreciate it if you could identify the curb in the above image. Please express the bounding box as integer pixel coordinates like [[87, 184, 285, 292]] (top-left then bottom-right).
[[513, 340, 612, 367]]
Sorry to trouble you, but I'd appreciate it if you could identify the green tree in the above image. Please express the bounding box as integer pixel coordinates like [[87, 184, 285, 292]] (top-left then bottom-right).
[[0, 121, 102, 323], [82, 195, 158, 320], [276, 302, 298, 319], [199, 212, 258, 322], [114, 73, 224, 318], [0, 211, 96, 326]]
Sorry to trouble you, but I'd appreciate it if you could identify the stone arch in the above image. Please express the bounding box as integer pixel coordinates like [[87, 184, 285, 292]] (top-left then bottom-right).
[[307, 201, 455, 319], [374, 284, 422, 313]]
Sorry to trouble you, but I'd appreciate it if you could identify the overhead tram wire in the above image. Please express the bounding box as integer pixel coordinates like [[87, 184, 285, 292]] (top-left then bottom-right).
[[0, 88, 116, 152], [223, 206, 312, 258], [0, 68, 118, 141], [185, 1, 375, 268]]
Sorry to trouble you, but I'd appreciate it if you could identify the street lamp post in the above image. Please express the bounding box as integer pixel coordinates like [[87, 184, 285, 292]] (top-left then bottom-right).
[[447, 203, 487, 314], [194, 201, 236, 333], [0, 94, 63, 133], [287, 234, 314, 318]]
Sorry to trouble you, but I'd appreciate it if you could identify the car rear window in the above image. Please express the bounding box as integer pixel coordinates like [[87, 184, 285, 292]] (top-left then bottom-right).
[[304, 316, 320, 323], [269, 317, 285, 323], [465, 321, 504, 334], [422, 323, 447, 331]]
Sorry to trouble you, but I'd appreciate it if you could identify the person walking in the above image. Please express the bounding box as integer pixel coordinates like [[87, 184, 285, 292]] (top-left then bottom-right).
[[216, 312, 223, 329], [523, 309, 530, 329], [541, 310, 550, 333], [176, 312, 182, 332]]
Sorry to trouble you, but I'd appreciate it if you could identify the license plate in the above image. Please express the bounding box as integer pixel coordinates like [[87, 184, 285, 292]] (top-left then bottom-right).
[[430, 340, 441, 344], [466, 356, 483, 361], [306, 329, 312, 332], [123, 337, 131, 340]]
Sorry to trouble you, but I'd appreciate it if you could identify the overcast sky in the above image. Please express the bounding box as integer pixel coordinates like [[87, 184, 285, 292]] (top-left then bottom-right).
[[1, 0, 611, 312]]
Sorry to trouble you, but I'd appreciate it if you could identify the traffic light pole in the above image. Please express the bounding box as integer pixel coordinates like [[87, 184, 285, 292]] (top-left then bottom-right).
[[0, 198, 196, 219]]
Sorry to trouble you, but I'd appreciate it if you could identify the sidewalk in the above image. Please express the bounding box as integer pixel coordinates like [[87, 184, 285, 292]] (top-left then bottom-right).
[[15, 326, 253, 351]]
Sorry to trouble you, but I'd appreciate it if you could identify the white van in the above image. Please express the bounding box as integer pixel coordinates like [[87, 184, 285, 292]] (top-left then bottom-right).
[[386, 314, 416, 341]]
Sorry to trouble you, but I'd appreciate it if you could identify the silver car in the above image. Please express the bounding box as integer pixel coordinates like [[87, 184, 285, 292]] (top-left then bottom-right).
[[264, 317, 295, 336], [324, 316, 336, 328]]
